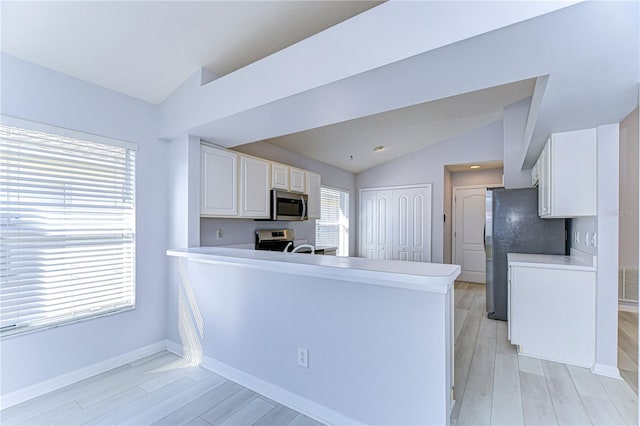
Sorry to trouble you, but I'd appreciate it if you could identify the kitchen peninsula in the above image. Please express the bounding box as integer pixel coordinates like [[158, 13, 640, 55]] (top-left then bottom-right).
[[166, 247, 460, 425]]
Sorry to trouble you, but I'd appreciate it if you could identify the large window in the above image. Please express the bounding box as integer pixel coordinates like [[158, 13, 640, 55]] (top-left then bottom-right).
[[0, 119, 136, 337], [315, 186, 349, 256]]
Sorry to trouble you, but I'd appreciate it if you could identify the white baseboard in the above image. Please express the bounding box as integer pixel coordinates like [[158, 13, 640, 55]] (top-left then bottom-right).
[[0, 340, 166, 409], [165, 340, 361, 426], [591, 363, 622, 379]]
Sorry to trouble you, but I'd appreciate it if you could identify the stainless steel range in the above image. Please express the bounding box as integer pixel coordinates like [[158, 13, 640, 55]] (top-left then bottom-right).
[[255, 229, 296, 252], [255, 229, 315, 254]]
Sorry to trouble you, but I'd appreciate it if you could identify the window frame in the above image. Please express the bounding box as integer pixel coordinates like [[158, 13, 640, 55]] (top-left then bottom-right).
[[0, 116, 137, 338], [315, 184, 350, 257]]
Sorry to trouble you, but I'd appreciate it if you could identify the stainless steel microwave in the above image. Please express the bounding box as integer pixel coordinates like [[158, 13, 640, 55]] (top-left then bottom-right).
[[271, 190, 308, 221]]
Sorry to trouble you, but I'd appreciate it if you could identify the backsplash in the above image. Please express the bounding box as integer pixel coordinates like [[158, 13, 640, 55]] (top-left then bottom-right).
[[200, 217, 316, 247], [567, 216, 598, 256]]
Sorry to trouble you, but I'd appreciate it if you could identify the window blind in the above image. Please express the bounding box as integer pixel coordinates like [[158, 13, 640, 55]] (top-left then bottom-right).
[[315, 186, 349, 256], [0, 123, 136, 337]]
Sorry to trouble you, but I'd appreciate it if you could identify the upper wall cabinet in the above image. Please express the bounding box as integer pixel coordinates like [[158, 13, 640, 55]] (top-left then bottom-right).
[[239, 155, 271, 218], [271, 163, 290, 190], [536, 128, 596, 218], [201, 145, 238, 216], [305, 171, 321, 219], [290, 167, 306, 193], [200, 144, 322, 219]]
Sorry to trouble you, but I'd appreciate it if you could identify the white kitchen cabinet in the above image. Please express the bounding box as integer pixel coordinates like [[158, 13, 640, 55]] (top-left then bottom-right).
[[271, 163, 289, 190], [201, 145, 238, 216], [536, 128, 596, 218], [305, 171, 321, 219], [239, 155, 270, 218], [508, 254, 596, 367], [290, 167, 306, 193]]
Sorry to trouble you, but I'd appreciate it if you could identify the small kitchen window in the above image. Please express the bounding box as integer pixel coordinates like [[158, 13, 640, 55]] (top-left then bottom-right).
[[315, 186, 349, 256], [0, 118, 137, 337]]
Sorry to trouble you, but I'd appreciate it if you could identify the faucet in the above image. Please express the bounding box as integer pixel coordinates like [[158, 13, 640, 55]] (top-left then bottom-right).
[[283, 242, 293, 253], [291, 244, 315, 253]]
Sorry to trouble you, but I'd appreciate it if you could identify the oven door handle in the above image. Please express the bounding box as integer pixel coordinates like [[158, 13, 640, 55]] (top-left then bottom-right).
[[301, 195, 307, 220]]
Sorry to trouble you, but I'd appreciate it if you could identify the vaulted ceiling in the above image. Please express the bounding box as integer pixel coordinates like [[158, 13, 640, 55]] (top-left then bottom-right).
[[1, 1, 638, 174]]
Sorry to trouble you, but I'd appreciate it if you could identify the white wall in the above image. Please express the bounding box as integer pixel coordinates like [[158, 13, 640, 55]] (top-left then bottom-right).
[[567, 124, 621, 377], [356, 121, 504, 263], [0, 54, 169, 394], [443, 168, 504, 264], [503, 98, 533, 189]]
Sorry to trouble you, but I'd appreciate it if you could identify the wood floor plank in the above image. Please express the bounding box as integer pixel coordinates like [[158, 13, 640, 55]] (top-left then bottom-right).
[[451, 343, 475, 420], [122, 375, 228, 425], [495, 321, 517, 357], [469, 295, 485, 315], [185, 416, 211, 425], [519, 371, 558, 426], [580, 395, 626, 426], [139, 363, 201, 393], [518, 355, 544, 376], [490, 354, 523, 426], [128, 351, 170, 367], [199, 387, 256, 424], [566, 365, 609, 400], [21, 399, 82, 425], [53, 386, 147, 425], [456, 389, 492, 426], [477, 317, 498, 340], [618, 346, 638, 372], [253, 404, 299, 426], [598, 374, 639, 425], [87, 376, 197, 425], [151, 380, 242, 426], [286, 413, 325, 426], [220, 397, 274, 426], [618, 328, 638, 367], [72, 352, 181, 408], [457, 291, 474, 310], [0, 363, 134, 424], [542, 360, 591, 425], [466, 334, 496, 395], [457, 312, 482, 350], [455, 308, 469, 343], [620, 369, 638, 395]]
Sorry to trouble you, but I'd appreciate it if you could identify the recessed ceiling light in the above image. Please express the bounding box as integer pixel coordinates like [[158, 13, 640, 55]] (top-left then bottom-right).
[[373, 146, 385, 152], [470, 165, 481, 169]]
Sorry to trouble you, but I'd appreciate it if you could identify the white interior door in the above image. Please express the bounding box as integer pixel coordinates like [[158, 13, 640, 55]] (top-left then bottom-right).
[[360, 190, 392, 259], [392, 187, 432, 262], [453, 187, 487, 283]]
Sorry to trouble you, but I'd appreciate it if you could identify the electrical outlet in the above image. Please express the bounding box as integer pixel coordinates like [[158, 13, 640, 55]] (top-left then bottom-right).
[[216, 229, 223, 240], [298, 347, 308, 368]]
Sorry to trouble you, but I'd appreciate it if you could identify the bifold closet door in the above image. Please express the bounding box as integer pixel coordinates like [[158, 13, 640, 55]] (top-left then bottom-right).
[[360, 186, 431, 262], [360, 190, 392, 260]]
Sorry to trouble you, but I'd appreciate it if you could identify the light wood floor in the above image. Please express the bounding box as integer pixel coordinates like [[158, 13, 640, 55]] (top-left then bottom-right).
[[0, 352, 324, 426], [619, 310, 638, 395], [452, 281, 639, 426]]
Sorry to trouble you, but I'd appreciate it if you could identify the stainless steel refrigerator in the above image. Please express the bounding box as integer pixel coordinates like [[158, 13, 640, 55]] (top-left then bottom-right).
[[485, 188, 565, 320]]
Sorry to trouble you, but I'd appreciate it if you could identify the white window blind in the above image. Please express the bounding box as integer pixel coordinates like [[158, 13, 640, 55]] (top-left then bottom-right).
[[0, 122, 136, 337], [315, 186, 349, 256]]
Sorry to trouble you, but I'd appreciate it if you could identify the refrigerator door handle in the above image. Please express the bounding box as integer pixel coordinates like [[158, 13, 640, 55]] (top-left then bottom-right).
[[485, 189, 495, 316]]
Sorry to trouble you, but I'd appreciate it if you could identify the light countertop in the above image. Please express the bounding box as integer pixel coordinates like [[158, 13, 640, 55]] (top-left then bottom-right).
[[507, 253, 596, 271], [167, 247, 460, 293]]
